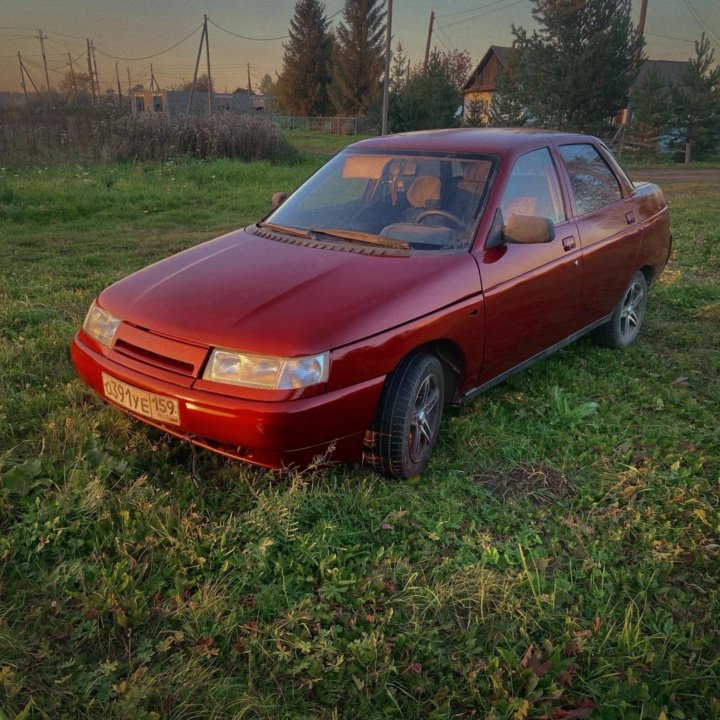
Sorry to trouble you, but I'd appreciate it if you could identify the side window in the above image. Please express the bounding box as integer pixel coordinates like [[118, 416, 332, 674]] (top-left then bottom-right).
[[500, 148, 566, 224], [559, 144, 622, 216]]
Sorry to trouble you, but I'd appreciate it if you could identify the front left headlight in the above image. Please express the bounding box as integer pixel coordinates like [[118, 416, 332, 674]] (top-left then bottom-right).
[[203, 349, 329, 390], [83, 300, 121, 348]]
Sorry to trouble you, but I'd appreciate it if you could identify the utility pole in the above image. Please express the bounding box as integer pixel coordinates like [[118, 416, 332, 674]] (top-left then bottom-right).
[[18, 54, 42, 99], [86, 39, 96, 104], [381, 0, 393, 135], [619, 0, 649, 158], [247, 63, 253, 94], [150, 63, 158, 92], [127, 67, 134, 114], [423, 11, 435, 70], [116, 62, 123, 109], [637, 0, 648, 51], [91, 40, 101, 99], [204, 15, 213, 115], [18, 52, 28, 105], [67, 52, 78, 102], [37, 29, 52, 95], [187, 17, 205, 115]]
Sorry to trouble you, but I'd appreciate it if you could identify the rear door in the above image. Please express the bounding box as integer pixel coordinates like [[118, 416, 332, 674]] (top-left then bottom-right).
[[556, 143, 642, 321]]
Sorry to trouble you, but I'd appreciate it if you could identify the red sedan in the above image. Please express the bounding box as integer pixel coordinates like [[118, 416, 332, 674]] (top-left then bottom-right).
[[71, 129, 671, 478]]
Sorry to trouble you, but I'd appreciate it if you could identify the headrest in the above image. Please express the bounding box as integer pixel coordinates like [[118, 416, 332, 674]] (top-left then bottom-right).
[[463, 161, 492, 183], [407, 176, 441, 208]]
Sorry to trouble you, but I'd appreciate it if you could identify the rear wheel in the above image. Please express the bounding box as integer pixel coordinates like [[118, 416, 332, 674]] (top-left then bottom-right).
[[594, 271, 648, 349], [365, 352, 444, 479]]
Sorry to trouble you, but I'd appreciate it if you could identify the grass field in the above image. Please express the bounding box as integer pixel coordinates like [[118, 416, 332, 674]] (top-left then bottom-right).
[[0, 149, 719, 718]]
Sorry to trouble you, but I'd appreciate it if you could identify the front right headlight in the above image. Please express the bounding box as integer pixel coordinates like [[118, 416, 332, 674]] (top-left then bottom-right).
[[83, 300, 121, 348], [203, 349, 329, 390]]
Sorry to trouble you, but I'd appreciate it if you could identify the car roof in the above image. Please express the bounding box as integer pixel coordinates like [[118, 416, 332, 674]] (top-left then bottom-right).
[[349, 127, 598, 157]]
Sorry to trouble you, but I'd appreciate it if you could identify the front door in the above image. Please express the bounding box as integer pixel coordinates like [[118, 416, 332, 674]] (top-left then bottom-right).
[[477, 147, 583, 385]]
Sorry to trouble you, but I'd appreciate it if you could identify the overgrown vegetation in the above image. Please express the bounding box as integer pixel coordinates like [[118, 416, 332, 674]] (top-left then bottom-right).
[[387, 50, 461, 133], [0, 154, 719, 717], [631, 33, 720, 162], [491, 0, 642, 134], [0, 107, 299, 164]]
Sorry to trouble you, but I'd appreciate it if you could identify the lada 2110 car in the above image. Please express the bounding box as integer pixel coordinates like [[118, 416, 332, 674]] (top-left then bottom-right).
[[71, 129, 672, 479]]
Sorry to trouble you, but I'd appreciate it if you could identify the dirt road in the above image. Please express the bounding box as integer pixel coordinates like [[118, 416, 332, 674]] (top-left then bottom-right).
[[627, 167, 720, 186]]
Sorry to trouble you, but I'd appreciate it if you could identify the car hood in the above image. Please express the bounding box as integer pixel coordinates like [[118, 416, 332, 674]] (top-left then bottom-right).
[[99, 227, 482, 356]]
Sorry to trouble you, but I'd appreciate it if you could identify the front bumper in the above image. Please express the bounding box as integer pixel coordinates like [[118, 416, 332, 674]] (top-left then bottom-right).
[[71, 333, 385, 469]]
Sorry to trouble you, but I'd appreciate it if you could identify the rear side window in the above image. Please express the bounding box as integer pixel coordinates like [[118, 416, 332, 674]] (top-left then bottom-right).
[[559, 144, 622, 216]]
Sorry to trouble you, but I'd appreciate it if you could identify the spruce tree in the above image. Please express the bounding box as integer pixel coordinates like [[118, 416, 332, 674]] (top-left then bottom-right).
[[275, 0, 333, 116], [390, 42, 410, 94], [329, 0, 386, 115], [488, 46, 528, 127], [671, 34, 720, 161], [631, 67, 672, 147], [510, 0, 643, 133], [389, 52, 460, 132]]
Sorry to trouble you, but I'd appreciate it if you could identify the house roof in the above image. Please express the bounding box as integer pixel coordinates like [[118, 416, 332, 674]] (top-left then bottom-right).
[[462, 45, 512, 93], [635, 59, 689, 86]]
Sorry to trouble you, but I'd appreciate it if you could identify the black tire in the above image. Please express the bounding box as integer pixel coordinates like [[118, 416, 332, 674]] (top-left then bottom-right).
[[594, 270, 648, 349], [365, 352, 445, 479]]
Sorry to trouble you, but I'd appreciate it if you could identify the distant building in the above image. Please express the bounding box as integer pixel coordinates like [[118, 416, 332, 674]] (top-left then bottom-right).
[[131, 88, 261, 116], [462, 47, 691, 125], [461, 46, 511, 124]]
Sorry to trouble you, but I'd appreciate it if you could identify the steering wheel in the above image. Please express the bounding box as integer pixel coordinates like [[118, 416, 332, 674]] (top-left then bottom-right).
[[415, 209, 464, 228]]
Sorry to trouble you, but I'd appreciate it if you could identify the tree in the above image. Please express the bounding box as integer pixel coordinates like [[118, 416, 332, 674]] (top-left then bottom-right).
[[436, 49, 473, 93], [390, 42, 410, 93], [389, 52, 460, 132], [174, 75, 210, 92], [508, 0, 643, 133], [330, 0, 386, 115], [258, 73, 275, 96], [670, 34, 720, 161], [488, 45, 528, 127], [631, 66, 672, 146], [275, 0, 334, 116], [464, 98, 486, 127], [58, 69, 93, 98]]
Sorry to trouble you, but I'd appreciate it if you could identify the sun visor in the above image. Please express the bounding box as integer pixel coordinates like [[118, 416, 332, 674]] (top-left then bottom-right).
[[342, 155, 393, 180]]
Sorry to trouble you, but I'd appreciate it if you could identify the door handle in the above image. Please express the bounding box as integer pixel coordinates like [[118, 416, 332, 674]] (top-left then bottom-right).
[[626, 211, 636, 224], [562, 236, 576, 251]]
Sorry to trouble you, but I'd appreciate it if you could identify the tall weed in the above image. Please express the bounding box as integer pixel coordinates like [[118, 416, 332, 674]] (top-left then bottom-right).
[[0, 107, 298, 165]]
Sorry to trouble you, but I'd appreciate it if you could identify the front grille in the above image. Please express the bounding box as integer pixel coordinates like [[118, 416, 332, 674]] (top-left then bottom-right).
[[114, 339, 196, 375]]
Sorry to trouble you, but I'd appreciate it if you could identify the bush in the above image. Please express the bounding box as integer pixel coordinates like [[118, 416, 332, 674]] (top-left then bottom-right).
[[0, 107, 299, 165]]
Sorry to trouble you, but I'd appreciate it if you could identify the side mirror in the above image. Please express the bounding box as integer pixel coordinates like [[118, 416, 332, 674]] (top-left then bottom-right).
[[271, 191, 287, 210], [502, 214, 555, 244]]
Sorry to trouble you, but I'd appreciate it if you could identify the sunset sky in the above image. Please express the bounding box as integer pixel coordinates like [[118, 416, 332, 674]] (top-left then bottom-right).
[[1, 0, 718, 94]]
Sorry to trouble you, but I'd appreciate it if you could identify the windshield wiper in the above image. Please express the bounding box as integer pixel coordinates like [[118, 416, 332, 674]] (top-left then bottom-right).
[[258, 221, 314, 240], [311, 227, 409, 250]]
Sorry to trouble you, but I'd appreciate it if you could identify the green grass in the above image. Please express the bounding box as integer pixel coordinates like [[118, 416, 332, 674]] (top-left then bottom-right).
[[286, 129, 375, 155], [0, 158, 718, 719]]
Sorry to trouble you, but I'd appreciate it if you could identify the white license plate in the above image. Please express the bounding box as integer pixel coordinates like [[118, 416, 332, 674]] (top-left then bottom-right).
[[101, 372, 180, 426]]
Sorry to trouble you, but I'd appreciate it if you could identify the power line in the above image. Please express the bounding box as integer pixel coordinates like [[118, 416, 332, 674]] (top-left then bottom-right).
[[433, 30, 452, 53], [94, 24, 202, 61], [434, 22, 457, 51], [645, 31, 696, 44], [207, 18, 289, 41], [441, 0, 527, 29], [437, 0, 519, 20], [207, 8, 343, 42], [683, 0, 720, 45]]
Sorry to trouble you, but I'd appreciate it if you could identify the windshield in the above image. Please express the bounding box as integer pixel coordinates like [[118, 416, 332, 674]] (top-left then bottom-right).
[[264, 149, 496, 252]]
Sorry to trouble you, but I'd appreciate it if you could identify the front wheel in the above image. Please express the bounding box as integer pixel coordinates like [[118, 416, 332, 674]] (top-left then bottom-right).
[[365, 352, 445, 479], [594, 271, 648, 349]]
